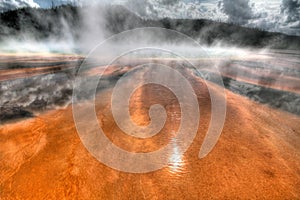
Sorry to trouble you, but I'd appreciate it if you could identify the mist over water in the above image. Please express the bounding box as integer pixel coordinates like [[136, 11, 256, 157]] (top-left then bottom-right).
[[0, 3, 300, 123]]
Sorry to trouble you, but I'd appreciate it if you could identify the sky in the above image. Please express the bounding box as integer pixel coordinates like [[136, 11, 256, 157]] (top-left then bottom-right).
[[0, 0, 299, 36]]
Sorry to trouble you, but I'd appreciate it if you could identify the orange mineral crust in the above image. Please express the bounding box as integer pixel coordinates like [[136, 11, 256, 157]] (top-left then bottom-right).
[[0, 66, 299, 199]]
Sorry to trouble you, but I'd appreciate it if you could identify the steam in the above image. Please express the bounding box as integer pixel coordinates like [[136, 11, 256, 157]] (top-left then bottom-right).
[[0, 38, 77, 53], [76, 5, 108, 53], [0, 3, 126, 54]]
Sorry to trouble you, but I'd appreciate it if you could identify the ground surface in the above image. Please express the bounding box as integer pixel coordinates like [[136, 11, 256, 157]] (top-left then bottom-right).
[[0, 51, 300, 199]]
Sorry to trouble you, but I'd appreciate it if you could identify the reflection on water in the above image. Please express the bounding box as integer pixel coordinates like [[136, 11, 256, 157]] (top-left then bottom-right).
[[168, 107, 185, 175], [168, 135, 185, 174]]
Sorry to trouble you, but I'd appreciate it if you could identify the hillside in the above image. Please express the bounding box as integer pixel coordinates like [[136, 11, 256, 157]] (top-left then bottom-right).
[[0, 5, 299, 50]]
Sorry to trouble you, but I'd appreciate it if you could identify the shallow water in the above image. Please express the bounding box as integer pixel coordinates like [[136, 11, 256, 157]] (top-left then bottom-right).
[[0, 50, 300, 199]]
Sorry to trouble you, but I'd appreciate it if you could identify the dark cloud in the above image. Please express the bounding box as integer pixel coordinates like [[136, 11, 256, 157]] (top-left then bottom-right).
[[125, 0, 152, 17], [125, 0, 181, 18], [219, 0, 255, 25], [281, 0, 300, 24], [160, 0, 180, 5]]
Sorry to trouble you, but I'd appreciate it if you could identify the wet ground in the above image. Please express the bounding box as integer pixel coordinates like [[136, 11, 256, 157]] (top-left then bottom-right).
[[0, 50, 300, 199]]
